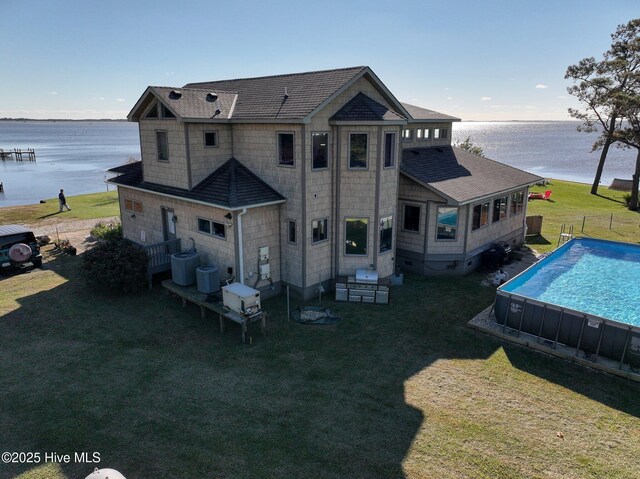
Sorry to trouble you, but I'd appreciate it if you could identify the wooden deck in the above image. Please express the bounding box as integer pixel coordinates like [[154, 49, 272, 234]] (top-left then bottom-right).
[[162, 279, 266, 344]]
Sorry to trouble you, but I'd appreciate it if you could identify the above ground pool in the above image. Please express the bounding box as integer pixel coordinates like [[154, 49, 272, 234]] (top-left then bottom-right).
[[494, 238, 640, 367]]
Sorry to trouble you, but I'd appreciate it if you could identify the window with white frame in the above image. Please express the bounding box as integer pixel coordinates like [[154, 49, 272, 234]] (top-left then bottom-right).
[[472, 201, 490, 230], [493, 196, 508, 223], [312, 218, 328, 243], [278, 132, 294, 166], [384, 132, 396, 168], [436, 206, 458, 240], [204, 131, 218, 148], [312, 132, 328, 169], [349, 133, 368, 169], [345, 218, 368, 255], [379, 215, 393, 253], [156, 131, 169, 161], [197, 218, 226, 239]]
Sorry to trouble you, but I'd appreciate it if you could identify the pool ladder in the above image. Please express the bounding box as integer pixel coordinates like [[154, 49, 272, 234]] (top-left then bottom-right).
[[557, 224, 574, 247]]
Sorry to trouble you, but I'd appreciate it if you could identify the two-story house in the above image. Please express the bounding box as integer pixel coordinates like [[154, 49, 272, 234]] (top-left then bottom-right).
[[109, 66, 540, 299]]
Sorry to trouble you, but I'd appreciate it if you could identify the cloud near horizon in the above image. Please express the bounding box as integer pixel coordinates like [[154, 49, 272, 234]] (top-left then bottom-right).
[[481, 97, 491, 101], [535, 84, 549, 89]]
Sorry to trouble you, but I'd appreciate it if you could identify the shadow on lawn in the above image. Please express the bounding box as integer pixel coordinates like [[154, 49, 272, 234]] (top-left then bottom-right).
[[1, 265, 638, 479]]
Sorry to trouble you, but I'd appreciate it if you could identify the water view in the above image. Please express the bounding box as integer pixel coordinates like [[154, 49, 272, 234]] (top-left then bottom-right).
[[0, 120, 637, 207]]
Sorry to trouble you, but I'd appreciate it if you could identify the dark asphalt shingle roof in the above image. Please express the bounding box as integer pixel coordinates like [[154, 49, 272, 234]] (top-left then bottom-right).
[[184, 66, 368, 120], [401, 146, 542, 204], [108, 159, 285, 209], [331, 92, 405, 122], [401, 102, 460, 122], [150, 86, 237, 120]]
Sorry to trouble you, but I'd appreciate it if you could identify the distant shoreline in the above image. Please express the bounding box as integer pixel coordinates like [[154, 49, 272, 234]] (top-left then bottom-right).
[[0, 118, 127, 122]]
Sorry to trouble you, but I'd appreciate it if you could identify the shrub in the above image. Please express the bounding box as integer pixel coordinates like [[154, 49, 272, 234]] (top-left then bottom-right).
[[623, 193, 632, 206], [90, 221, 122, 242], [82, 239, 148, 293]]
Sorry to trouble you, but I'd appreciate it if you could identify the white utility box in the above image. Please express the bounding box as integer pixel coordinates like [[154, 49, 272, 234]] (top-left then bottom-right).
[[222, 282, 261, 316], [259, 263, 271, 280]]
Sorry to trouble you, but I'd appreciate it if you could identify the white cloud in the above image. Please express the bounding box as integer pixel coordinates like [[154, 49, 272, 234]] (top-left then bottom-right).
[[535, 84, 549, 89], [447, 96, 453, 100], [116, 98, 126, 102], [481, 96, 492, 101], [49, 91, 58, 95]]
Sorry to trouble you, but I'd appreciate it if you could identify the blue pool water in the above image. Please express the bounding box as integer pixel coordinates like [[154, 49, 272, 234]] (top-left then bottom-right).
[[501, 238, 640, 326]]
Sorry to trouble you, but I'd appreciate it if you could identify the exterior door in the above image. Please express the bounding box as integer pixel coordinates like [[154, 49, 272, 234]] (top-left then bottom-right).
[[161, 207, 177, 241]]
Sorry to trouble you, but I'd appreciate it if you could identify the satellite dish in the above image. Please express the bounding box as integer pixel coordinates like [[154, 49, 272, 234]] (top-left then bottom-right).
[[8, 243, 31, 263], [84, 468, 126, 479]]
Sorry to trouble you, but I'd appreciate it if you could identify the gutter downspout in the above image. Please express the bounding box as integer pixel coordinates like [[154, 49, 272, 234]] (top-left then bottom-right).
[[237, 207, 248, 284]]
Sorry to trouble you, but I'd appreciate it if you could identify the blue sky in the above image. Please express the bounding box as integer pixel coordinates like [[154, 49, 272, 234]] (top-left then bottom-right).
[[0, 0, 637, 121]]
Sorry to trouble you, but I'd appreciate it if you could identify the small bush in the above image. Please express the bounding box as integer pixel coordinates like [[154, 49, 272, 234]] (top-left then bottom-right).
[[623, 193, 632, 206], [82, 239, 148, 293], [91, 221, 122, 242]]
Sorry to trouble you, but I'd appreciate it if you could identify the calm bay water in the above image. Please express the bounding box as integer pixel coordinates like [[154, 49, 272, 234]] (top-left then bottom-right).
[[0, 120, 139, 207], [0, 120, 636, 208]]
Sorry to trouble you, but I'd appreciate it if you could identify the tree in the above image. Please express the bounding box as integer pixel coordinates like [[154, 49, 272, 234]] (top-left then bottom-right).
[[565, 19, 640, 195], [611, 90, 640, 210], [455, 136, 485, 157]]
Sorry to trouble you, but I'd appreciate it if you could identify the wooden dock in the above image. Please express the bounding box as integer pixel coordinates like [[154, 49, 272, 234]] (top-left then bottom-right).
[[162, 279, 267, 344], [0, 148, 37, 162]]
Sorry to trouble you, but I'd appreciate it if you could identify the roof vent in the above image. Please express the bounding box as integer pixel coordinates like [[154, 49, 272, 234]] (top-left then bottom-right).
[[206, 93, 218, 102], [169, 90, 182, 100], [214, 108, 221, 116], [284, 87, 289, 99]]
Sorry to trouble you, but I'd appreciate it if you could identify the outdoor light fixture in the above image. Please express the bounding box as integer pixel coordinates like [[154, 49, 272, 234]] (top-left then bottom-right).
[[224, 212, 232, 220], [131, 214, 136, 218], [172, 215, 178, 223]]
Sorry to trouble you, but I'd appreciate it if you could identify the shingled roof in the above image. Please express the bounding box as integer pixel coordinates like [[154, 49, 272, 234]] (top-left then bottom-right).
[[401, 102, 461, 122], [401, 146, 542, 204], [108, 159, 285, 210], [331, 92, 406, 122]]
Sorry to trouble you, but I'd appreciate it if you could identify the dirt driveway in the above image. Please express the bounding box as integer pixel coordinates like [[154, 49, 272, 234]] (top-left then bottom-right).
[[26, 216, 119, 253]]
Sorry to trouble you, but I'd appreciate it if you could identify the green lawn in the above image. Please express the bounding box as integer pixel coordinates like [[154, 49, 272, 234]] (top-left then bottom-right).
[[0, 191, 119, 224], [1, 249, 639, 479], [525, 180, 640, 253]]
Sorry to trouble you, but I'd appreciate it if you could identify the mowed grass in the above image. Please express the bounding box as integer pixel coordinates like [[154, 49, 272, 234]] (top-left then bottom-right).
[[526, 180, 640, 253], [0, 191, 119, 224], [1, 251, 639, 479]]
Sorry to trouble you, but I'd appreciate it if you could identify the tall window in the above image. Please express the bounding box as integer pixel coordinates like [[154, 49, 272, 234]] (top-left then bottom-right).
[[422, 128, 431, 140], [403, 204, 421, 232], [472, 202, 490, 230], [384, 132, 396, 168], [379, 216, 393, 253], [511, 191, 524, 215], [288, 220, 296, 244], [312, 133, 328, 169], [312, 218, 328, 243], [349, 133, 368, 168], [436, 206, 458, 240], [156, 131, 168, 161], [402, 129, 413, 141], [493, 196, 508, 222], [278, 133, 294, 166], [345, 218, 368, 255]]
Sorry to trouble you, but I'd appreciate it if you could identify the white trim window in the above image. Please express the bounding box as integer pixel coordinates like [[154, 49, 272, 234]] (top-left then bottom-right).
[[472, 201, 490, 231], [198, 218, 226, 239]]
